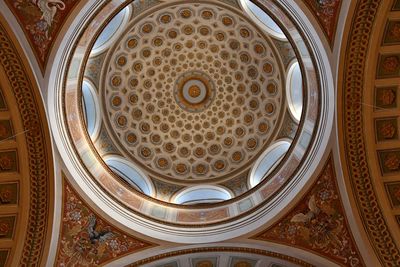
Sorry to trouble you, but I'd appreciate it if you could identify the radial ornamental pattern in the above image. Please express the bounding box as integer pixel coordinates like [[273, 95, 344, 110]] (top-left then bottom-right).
[[102, 3, 284, 182]]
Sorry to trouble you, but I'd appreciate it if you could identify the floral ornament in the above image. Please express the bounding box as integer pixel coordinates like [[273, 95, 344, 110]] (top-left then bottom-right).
[[379, 122, 396, 139], [389, 23, 400, 40], [378, 89, 396, 106], [0, 222, 10, 236], [0, 189, 12, 204], [5, 0, 79, 68], [0, 156, 13, 171], [254, 159, 363, 266], [303, 0, 341, 44], [56, 182, 154, 266], [384, 153, 400, 171], [382, 56, 400, 73]]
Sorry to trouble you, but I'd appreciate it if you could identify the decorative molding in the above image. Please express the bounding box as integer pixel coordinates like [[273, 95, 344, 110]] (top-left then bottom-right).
[[127, 247, 314, 267], [0, 21, 52, 266], [340, 0, 400, 265]]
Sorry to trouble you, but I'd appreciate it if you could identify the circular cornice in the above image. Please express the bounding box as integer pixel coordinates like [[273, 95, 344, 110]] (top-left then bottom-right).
[[47, 0, 334, 243]]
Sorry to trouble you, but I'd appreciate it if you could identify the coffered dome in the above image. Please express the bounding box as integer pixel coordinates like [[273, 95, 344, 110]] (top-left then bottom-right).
[[53, 0, 332, 242]]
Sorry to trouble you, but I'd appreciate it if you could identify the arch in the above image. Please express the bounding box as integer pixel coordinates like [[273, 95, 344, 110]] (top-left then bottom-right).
[[104, 156, 155, 197], [82, 79, 101, 139], [91, 5, 131, 56], [286, 61, 303, 122], [173, 185, 233, 205], [239, 0, 286, 40], [249, 140, 291, 188]]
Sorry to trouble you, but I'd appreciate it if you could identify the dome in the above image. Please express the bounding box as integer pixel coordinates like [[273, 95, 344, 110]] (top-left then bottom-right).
[[53, 0, 331, 243]]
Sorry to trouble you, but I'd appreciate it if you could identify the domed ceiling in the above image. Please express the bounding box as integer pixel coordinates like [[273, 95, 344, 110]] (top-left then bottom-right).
[[56, 0, 326, 241], [81, 0, 306, 205]]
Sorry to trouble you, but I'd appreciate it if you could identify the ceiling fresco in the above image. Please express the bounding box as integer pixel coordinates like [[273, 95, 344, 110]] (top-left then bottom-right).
[[300, 0, 342, 46], [2, 0, 400, 266], [253, 155, 364, 266], [55, 177, 156, 266], [4, 0, 80, 72]]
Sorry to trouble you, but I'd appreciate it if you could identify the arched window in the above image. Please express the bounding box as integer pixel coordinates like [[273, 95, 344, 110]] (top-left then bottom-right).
[[240, 0, 286, 40], [91, 6, 131, 55], [173, 186, 233, 205], [249, 141, 291, 188], [286, 61, 303, 121], [105, 157, 154, 196], [82, 80, 100, 139]]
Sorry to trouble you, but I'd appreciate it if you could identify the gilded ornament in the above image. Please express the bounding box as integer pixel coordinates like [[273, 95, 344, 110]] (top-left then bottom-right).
[[168, 30, 178, 39], [111, 96, 122, 107], [140, 147, 152, 158], [224, 137, 233, 147], [129, 94, 138, 104], [116, 115, 127, 127], [235, 127, 245, 137], [232, 151, 243, 162], [194, 147, 205, 158], [195, 164, 207, 174], [157, 158, 169, 168], [175, 163, 187, 174], [247, 138, 257, 150], [263, 62, 273, 74], [183, 25, 194, 35], [265, 103, 275, 114], [382, 56, 400, 72], [152, 37, 163, 47], [199, 27, 210, 36], [240, 28, 250, 38], [258, 122, 269, 133], [267, 82, 277, 94], [111, 76, 122, 87], [160, 14, 172, 24], [201, 10, 213, 19], [126, 133, 137, 144], [141, 24, 153, 34], [117, 56, 127, 66], [133, 62, 143, 73], [214, 160, 225, 171], [209, 144, 221, 154], [254, 43, 265, 54], [180, 9, 192, 18], [222, 16, 233, 26], [127, 38, 138, 49], [379, 122, 396, 139], [384, 153, 400, 171]]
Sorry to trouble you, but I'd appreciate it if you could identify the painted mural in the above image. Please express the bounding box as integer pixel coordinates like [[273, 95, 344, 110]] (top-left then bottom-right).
[[302, 0, 342, 46], [253, 157, 364, 266], [5, 0, 80, 71], [55, 179, 154, 266]]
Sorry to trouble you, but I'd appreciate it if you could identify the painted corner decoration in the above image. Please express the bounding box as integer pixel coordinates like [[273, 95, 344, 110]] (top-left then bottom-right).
[[302, 0, 342, 46], [5, 0, 79, 71], [55, 178, 155, 266], [253, 156, 364, 267]]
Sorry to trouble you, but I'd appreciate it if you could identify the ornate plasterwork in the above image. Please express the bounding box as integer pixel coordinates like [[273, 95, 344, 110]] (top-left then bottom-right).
[[339, 0, 400, 265], [301, 0, 342, 46], [55, 178, 155, 266], [5, 0, 80, 71], [128, 247, 313, 267], [101, 2, 284, 183], [253, 156, 364, 266], [0, 19, 52, 266]]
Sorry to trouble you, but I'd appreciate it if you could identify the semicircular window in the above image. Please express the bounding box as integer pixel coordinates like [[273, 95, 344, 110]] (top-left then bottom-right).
[[91, 6, 130, 55], [287, 61, 303, 121], [173, 186, 232, 205], [250, 141, 291, 188], [105, 157, 154, 196], [82, 80, 100, 138], [241, 0, 286, 39]]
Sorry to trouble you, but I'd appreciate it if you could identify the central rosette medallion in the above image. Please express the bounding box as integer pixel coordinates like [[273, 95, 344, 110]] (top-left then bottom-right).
[[174, 71, 215, 112]]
